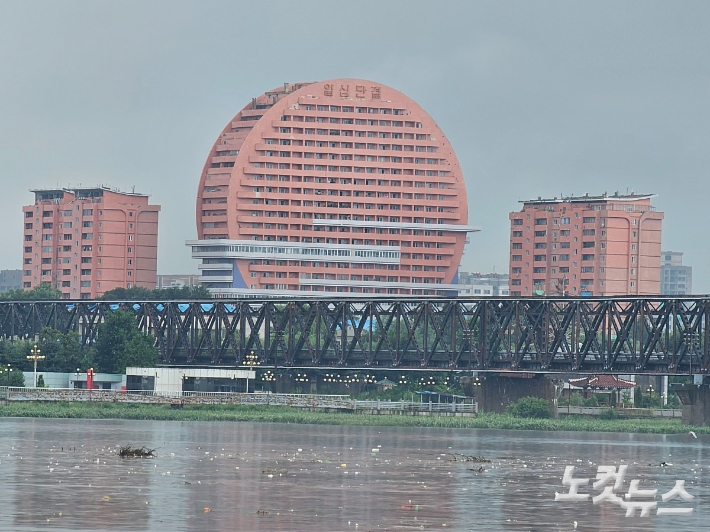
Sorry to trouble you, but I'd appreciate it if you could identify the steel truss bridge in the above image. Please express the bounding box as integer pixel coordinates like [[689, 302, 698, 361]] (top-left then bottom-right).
[[0, 297, 708, 374]]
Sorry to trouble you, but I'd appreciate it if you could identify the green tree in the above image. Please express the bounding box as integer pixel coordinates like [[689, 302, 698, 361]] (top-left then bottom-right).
[[100, 286, 154, 300], [37, 327, 94, 373], [0, 339, 35, 372], [506, 396, 553, 418], [1, 368, 25, 387], [36, 374, 46, 388], [0, 285, 61, 301], [154, 285, 212, 299], [95, 310, 158, 373], [100, 285, 212, 301]]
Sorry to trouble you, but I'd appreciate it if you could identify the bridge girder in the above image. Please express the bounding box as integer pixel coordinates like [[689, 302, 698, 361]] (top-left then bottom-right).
[[0, 298, 707, 374]]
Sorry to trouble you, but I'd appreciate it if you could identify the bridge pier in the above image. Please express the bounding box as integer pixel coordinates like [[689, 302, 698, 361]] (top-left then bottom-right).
[[673, 381, 710, 426], [462, 373, 557, 415]]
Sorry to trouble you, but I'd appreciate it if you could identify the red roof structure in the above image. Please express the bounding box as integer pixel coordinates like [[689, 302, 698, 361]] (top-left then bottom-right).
[[568, 375, 636, 389]]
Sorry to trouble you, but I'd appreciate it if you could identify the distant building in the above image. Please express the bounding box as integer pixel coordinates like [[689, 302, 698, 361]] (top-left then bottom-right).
[[156, 274, 201, 289], [188, 79, 479, 297], [458, 272, 509, 296], [0, 269, 22, 293], [509, 193, 664, 297], [22, 187, 160, 299], [661, 251, 692, 295]]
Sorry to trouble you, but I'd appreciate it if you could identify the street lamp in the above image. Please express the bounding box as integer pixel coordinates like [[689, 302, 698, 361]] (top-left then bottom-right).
[[27, 345, 45, 388], [647, 385, 654, 402], [2, 364, 12, 386], [244, 351, 259, 393]]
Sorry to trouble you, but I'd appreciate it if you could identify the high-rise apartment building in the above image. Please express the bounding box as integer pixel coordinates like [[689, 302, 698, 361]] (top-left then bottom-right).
[[22, 187, 160, 299], [188, 79, 478, 297], [661, 251, 692, 295], [508, 193, 663, 297], [0, 270, 22, 293]]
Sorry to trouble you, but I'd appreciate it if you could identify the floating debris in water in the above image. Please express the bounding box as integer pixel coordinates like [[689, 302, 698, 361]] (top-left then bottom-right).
[[118, 445, 156, 458], [448, 453, 490, 463], [261, 468, 288, 475]]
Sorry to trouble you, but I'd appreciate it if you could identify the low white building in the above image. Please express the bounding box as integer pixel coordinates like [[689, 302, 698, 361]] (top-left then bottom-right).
[[457, 272, 510, 297], [22, 371, 125, 390], [125, 367, 255, 395]]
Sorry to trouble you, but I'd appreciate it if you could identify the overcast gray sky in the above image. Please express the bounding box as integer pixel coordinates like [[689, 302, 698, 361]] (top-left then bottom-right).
[[1, 1, 709, 291]]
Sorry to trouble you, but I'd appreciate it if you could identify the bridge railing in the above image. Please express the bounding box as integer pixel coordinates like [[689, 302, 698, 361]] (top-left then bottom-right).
[[0, 387, 354, 409], [0, 387, 477, 413], [353, 399, 477, 413], [558, 405, 683, 418]]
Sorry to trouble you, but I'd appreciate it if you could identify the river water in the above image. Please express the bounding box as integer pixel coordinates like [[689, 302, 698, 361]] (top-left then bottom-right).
[[0, 418, 706, 532]]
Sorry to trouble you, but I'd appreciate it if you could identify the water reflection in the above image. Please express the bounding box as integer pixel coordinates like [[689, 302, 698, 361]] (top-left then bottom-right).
[[0, 419, 706, 531]]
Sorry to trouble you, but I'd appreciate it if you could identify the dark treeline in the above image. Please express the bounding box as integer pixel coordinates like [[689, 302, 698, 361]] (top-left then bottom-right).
[[0, 284, 211, 302], [0, 310, 157, 380]]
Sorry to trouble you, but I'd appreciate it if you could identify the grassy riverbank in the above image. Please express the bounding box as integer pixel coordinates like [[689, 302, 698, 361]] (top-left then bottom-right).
[[1, 401, 708, 434]]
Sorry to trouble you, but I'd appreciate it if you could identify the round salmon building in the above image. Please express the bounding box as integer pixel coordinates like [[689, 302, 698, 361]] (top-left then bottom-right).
[[188, 79, 478, 296]]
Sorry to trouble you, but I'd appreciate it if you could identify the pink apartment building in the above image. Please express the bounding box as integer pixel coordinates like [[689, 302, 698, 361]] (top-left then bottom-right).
[[22, 187, 160, 299], [188, 79, 479, 296], [508, 193, 663, 297]]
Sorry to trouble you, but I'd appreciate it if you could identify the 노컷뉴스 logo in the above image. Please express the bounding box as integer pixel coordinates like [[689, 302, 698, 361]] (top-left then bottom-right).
[[554, 465, 694, 517]]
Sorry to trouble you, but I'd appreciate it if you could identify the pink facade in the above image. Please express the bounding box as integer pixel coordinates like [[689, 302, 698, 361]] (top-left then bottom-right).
[[22, 187, 160, 299], [190, 79, 476, 296], [508, 193, 663, 297]]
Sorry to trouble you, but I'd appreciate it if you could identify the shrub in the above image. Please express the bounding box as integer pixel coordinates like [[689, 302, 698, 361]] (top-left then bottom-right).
[[506, 397, 553, 419], [599, 408, 618, 420], [568, 393, 584, 406], [583, 396, 602, 407]]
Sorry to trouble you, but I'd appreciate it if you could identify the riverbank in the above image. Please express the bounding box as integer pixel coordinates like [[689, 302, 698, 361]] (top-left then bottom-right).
[[1, 402, 708, 434]]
